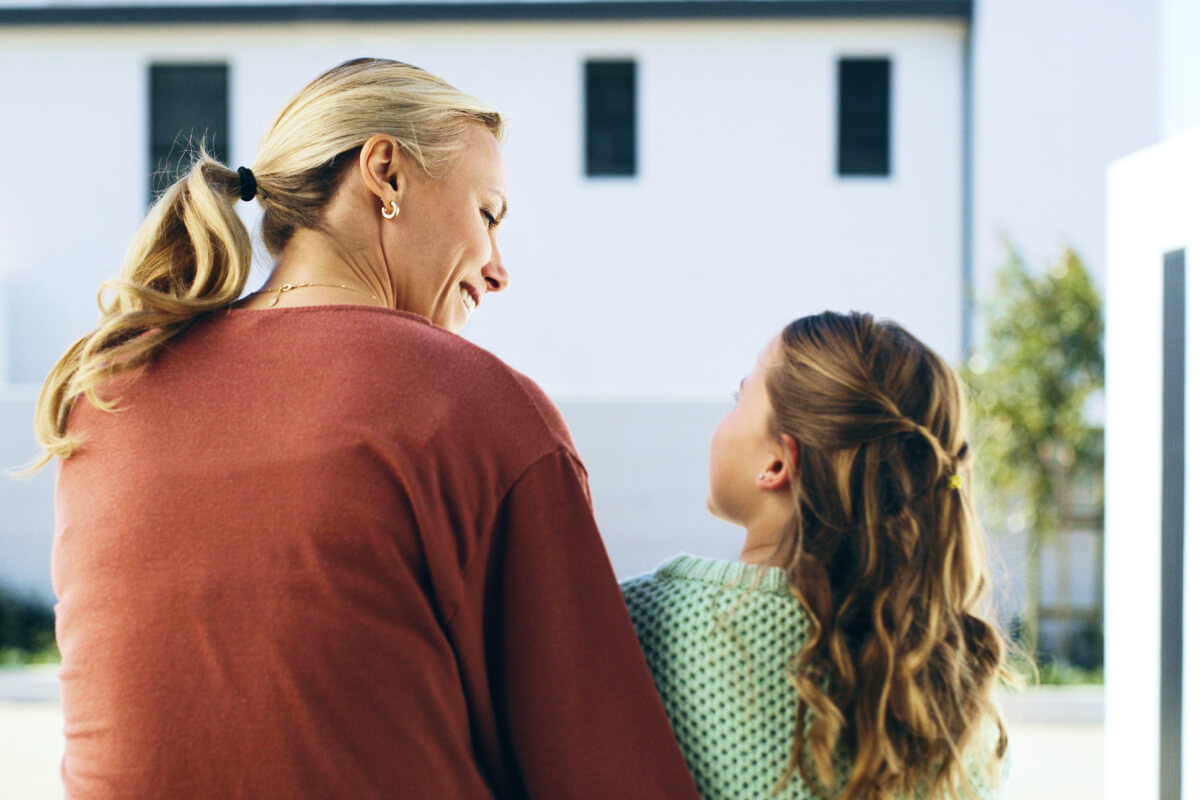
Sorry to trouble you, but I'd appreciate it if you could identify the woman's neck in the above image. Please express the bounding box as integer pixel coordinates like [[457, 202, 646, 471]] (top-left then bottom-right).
[[266, 229, 393, 305], [228, 215, 393, 312]]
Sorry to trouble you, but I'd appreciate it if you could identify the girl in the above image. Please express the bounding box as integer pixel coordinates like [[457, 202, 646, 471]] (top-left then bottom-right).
[[623, 311, 1010, 799]]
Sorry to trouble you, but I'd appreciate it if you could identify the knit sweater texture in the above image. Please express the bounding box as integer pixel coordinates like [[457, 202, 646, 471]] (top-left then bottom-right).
[[622, 554, 1006, 800]]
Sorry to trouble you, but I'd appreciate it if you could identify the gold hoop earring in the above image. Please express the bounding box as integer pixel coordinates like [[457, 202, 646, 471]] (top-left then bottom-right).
[[381, 201, 399, 220]]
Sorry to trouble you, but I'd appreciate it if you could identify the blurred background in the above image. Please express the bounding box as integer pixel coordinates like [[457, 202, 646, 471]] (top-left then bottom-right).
[[0, 0, 1196, 797]]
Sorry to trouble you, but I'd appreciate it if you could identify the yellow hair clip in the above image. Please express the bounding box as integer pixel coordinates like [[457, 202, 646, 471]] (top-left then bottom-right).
[[947, 474, 964, 491]]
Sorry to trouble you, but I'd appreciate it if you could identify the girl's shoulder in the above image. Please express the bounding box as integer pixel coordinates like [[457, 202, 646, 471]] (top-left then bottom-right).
[[621, 554, 804, 642], [619, 556, 692, 630], [620, 554, 727, 614], [622, 554, 793, 600]]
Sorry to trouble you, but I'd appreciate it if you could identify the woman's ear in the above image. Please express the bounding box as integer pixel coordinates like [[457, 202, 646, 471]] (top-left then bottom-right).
[[357, 133, 407, 208]]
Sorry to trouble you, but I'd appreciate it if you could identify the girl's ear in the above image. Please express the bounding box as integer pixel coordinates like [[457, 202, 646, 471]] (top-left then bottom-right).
[[780, 433, 799, 473], [759, 434, 799, 491]]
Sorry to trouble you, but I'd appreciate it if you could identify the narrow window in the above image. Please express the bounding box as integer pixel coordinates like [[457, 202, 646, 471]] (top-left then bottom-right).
[[149, 63, 229, 201], [837, 57, 891, 177], [1160, 248, 1185, 800], [585, 60, 636, 177]]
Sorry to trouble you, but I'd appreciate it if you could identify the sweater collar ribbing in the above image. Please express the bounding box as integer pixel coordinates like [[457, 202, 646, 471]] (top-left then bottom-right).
[[655, 554, 792, 597]]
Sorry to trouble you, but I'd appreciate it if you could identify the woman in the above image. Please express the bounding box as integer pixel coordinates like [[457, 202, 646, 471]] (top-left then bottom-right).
[[623, 312, 1010, 799], [36, 58, 699, 799]]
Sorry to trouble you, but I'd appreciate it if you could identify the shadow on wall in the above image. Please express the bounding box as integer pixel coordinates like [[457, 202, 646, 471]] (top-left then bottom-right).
[[5, 276, 100, 386], [557, 400, 740, 580]]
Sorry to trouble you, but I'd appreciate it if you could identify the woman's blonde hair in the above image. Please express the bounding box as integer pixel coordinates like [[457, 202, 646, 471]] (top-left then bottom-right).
[[767, 311, 1009, 799], [32, 58, 504, 468]]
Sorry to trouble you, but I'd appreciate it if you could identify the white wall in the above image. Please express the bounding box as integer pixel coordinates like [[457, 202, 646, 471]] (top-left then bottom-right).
[[0, 30, 148, 384], [1163, 0, 1200, 138], [466, 19, 967, 393], [973, 0, 1160, 302], [1105, 125, 1200, 800], [0, 17, 965, 597]]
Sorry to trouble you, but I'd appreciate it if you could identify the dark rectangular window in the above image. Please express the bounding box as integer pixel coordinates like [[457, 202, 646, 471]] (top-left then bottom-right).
[[149, 63, 229, 201], [585, 60, 636, 177], [1160, 249, 1186, 800], [837, 57, 891, 177]]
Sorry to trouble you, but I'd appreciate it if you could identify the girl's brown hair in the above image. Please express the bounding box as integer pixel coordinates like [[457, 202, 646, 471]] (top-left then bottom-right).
[[32, 58, 504, 469], [766, 311, 1009, 799]]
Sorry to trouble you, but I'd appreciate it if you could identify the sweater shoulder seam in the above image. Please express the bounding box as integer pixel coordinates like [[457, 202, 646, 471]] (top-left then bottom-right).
[[441, 446, 583, 625]]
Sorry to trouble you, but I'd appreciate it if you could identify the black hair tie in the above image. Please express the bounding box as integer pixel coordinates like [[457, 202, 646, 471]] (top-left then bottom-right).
[[237, 166, 257, 202]]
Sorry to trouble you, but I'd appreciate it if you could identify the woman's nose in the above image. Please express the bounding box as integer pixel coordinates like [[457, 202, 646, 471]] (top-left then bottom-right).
[[483, 250, 509, 292]]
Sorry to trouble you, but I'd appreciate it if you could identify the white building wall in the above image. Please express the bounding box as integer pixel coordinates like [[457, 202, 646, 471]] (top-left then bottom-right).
[[972, 0, 1160, 301], [1163, 0, 1200, 138], [468, 19, 966, 394], [0, 18, 965, 597]]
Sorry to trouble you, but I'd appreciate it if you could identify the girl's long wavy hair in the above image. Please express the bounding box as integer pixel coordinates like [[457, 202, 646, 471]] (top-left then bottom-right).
[[767, 312, 1009, 799], [31, 58, 504, 469]]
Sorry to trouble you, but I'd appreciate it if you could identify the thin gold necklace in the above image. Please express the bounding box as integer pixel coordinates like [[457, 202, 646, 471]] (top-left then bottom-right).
[[253, 282, 382, 308]]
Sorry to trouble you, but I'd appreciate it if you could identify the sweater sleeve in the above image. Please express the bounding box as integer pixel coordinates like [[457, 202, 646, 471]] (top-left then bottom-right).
[[483, 448, 700, 799]]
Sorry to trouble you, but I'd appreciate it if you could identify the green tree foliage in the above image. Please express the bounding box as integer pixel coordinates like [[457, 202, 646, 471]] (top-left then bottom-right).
[[964, 244, 1104, 655]]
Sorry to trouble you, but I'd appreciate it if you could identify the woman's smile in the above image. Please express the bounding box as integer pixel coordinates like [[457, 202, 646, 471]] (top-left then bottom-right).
[[460, 282, 480, 314]]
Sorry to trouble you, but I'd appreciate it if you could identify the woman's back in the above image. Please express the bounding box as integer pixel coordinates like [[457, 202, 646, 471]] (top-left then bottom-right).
[[54, 306, 654, 798]]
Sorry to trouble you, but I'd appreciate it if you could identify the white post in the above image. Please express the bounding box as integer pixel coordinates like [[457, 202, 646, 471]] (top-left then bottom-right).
[[1106, 126, 1200, 800]]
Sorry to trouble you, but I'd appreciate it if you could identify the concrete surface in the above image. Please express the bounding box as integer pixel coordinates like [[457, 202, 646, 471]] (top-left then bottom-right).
[[0, 669, 1103, 800]]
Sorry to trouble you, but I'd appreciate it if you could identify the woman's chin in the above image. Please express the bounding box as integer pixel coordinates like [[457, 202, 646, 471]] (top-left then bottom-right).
[[428, 308, 467, 333]]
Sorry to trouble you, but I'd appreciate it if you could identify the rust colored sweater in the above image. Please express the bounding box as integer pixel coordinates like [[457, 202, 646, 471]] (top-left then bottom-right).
[[53, 306, 699, 800]]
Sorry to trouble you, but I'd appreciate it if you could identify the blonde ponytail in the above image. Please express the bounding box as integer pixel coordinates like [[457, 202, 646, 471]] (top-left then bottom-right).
[[32, 155, 251, 468], [32, 57, 504, 469]]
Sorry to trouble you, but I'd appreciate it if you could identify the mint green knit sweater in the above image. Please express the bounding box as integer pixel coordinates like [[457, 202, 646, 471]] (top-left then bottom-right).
[[621, 554, 1005, 800]]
